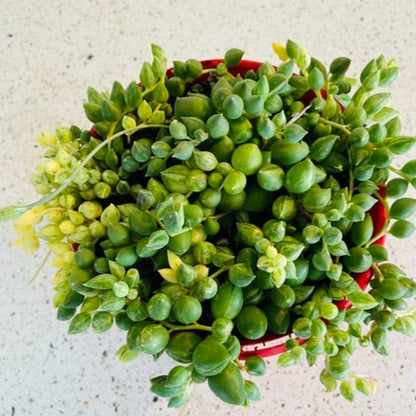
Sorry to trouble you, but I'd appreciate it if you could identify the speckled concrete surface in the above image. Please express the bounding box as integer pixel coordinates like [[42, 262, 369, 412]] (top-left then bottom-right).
[[1, 1, 416, 415]]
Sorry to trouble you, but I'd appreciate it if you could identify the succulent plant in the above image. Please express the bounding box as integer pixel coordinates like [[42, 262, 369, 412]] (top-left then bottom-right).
[[2, 40, 416, 407]]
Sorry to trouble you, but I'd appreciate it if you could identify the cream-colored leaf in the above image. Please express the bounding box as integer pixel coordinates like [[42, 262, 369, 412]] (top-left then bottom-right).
[[51, 257, 66, 268], [52, 265, 76, 285], [167, 250, 182, 271], [272, 42, 289, 61], [158, 268, 178, 283], [271, 267, 286, 288], [48, 242, 72, 256], [369, 378, 377, 394], [194, 264, 209, 279]]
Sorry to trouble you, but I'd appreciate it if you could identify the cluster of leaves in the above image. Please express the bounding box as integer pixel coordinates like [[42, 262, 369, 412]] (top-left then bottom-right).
[[7, 40, 416, 407]]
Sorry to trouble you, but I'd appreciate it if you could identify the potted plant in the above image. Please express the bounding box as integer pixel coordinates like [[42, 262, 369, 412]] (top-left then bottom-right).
[[2, 40, 416, 407]]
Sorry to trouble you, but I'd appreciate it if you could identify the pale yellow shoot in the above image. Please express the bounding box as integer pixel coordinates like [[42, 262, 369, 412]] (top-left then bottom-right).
[[272, 42, 289, 61], [158, 268, 178, 283], [167, 250, 182, 270], [36, 131, 57, 147]]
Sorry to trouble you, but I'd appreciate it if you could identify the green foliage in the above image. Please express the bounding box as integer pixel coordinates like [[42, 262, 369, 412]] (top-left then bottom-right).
[[4, 41, 416, 410]]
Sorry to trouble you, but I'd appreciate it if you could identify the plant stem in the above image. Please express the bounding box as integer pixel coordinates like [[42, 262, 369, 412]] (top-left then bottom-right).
[[319, 117, 351, 136], [267, 78, 289, 97], [146, 209, 165, 230], [211, 211, 231, 221], [162, 321, 212, 332], [388, 165, 410, 181], [234, 358, 245, 371], [142, 80, 163, 97], [371, 263, 384, 281], [285, 104, 311, 127], [347, 145, 355, 201], [30, 250, 52, 283], [0, 123, 166, 221], [207, 266, 229, 280], [106, 123, 116, 149], [200, 68, 216, 75], [365, 191, 390, 247]]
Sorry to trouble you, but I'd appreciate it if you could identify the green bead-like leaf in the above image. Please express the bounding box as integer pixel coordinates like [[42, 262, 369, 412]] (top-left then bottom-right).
[[379, 278, 407, 300], [211, 281, 243, 320], [390, 198, 416, 220], [68, 312, 91, 334], [379, 66, 399, 87], [140, 62, 156, 88], [92, 311, 113, 333], [348, 291, 379, 309], [147, 229, 169, 250], [101, 99, 121, 122], [330, 57, 351, 77], [138, 100, 153, 121], [389, 220, 416, 238], [327, 355, 349, 380], [401, 159, 416, 177], [286, 40, 301, 59], [208, 363, 245, 405], [224, 48, 245, 68], [367, 245, 388, 262], [319, 369, 337, 392], [245, 355, 266, 376], [173, 295, 202, 324], [283, 124, 308, 143], [355, 377, 373, 396], [193, 338, 231, 376], [124, 80, 142, 109], [285, 159, 316, 194], [277, 351, 295, 367], [340, 380, 356, 402], [308, 67, 325, 91], [84, 274, 117, 289], [126, 298, 147, 322], [83, 102, 104, 123], [387, 136, 416, 154], [393, 316, 416, 336], [310, 135, 338, 161], [115, 344, 140, 363], [363, 92, 391, 115], [386, 178, 409, 199], [138, 324, 169, 354], [244, 380, 261, 401]]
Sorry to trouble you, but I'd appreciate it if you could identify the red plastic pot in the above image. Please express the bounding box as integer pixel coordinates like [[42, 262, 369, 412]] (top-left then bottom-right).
[[90, 59, 387, 360]]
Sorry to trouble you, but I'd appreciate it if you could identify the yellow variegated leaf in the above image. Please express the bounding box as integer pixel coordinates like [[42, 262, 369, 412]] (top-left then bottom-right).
[[13, 235, 40, 254], [272, 42, 289, 61], [36, 132, 57, 147], [13, 223, 34, 235], [51, 257, 66, 268], [48, 242, 72, 256], [158, 268, 178, 283], [52, 267, 73, 285], [271, 267, 286, 288], [167, 250, 182, 270], [46, 209, 63, 223], [195, 264, 209, 278], [53, 292, 66, 307], [191, 225, 207, 245], [63, 251, 74, 264], [13, 211, 37, 227]]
